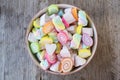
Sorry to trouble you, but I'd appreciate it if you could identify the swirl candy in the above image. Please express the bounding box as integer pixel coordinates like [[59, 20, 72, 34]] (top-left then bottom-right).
[[52, 16, 65, 32], [82, 33, 93, 47], [70, 34, 81, 49], [45, 52, 57, 64], [57, 31, 68, 45], [61, 58, 73, 73], [78, 10, 88, 26], [43, 21, 54, 34]]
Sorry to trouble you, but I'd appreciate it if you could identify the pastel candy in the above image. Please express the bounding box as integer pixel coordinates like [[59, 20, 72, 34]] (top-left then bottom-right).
[[50, 61, 60, 72], [82, 33, 93, 47], [39, 36, 53, 49], [78, 10, 88, 26], [58, 9, 64, 17], [70, 34, 81, 49], [45, 44, 57, 55], [48, 32, 58, 43], [74, 55, 86, 67], [43, 21, 54, 34], [55, 42, 62, 54], [71, 7, 78, 21], [63, 12, 76, 24], [30, 42, 40, 54], [36, 51, 45, 61], [82, 28, 93, 36], [76, 25, 82, 34], [28, 32, 37, 42], [40, 14, 46, 26], [45, 52, 57, 64], [57, 31, 68, 45], [60, 46, 71, 57], [64, 8, 72, 13], [52, 16, 65, 32], [48, 4, 59, 15], [33, 18, 41, 28], [61, 57, 73, 73], [62, 17, 69, 28], [67, 25, 76, 34], [40, 59, 50, 70], [78, 48, 91, 58]]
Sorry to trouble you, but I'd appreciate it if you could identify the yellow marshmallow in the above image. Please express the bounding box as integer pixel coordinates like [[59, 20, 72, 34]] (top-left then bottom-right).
[[78, 48, 91, 58], [76, 25, 82, 34]]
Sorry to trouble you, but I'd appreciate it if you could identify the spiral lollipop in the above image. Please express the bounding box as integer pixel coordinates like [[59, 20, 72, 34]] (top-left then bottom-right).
[[61, 58, 73, 73]]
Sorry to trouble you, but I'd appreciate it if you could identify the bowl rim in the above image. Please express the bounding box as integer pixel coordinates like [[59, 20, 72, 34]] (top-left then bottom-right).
[[25, 4, 98, 75]]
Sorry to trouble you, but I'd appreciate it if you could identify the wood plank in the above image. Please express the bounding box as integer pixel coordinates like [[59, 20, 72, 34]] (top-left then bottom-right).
[[0, 0, 120, 80]]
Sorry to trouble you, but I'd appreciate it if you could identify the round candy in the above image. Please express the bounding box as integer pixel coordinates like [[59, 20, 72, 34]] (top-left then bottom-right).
[[45, 52, 57, 64], [61, 58, 73, 73], [82, 33, 93, 47], [57, 31, 68, 45]]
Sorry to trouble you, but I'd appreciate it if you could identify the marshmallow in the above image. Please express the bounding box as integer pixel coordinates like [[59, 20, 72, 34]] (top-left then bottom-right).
[[78, 10, 88, 26], [70, 34, 81, 49], [30, 42, 40, 54], [60, 46, 71, 57], [78, 48, 91, 58], [45, 44, 57, 55], [52, 16, 65, 32], [48, 4, 59, 15], [63, 12, 76, 24], [50, 61, 60, 72], [28, 32, 37, 42], [74, 55, 86, 67], [82, 33, 93, 47], [43, 21, 54, 34], [82, 28, 93, 36], [40, 59, 50, 70], [33, 18, 41, 28]]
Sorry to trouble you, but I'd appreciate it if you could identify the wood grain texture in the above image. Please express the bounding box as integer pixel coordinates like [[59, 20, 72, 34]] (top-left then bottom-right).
[[0, 0, 120, 80]]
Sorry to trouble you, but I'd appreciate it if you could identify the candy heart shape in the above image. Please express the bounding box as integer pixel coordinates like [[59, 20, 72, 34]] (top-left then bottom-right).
[[50, 61, 60, 72], [74, 55, 86, 67], [45, 44, 57, 55], [40, 59, 50, 70], [60, 46, 71, 57]]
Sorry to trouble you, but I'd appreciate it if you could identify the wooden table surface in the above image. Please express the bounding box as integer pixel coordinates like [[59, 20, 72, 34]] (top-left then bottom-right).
[[0, 0, 120, 80]]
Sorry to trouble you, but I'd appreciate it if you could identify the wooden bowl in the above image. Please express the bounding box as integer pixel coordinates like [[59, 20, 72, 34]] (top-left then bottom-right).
[[26, 4, 98, 75]]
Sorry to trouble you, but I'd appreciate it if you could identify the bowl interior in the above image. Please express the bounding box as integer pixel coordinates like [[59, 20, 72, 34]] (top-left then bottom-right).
[[26, 4, 98, 75]]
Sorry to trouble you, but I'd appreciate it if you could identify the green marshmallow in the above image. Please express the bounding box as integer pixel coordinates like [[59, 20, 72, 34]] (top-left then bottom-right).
[[30, 42, 40, 54], [48, 4, 59, 15]]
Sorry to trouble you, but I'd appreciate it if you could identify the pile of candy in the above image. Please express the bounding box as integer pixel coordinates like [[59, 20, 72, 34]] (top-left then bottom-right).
[[28, 4, 93, 73]]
